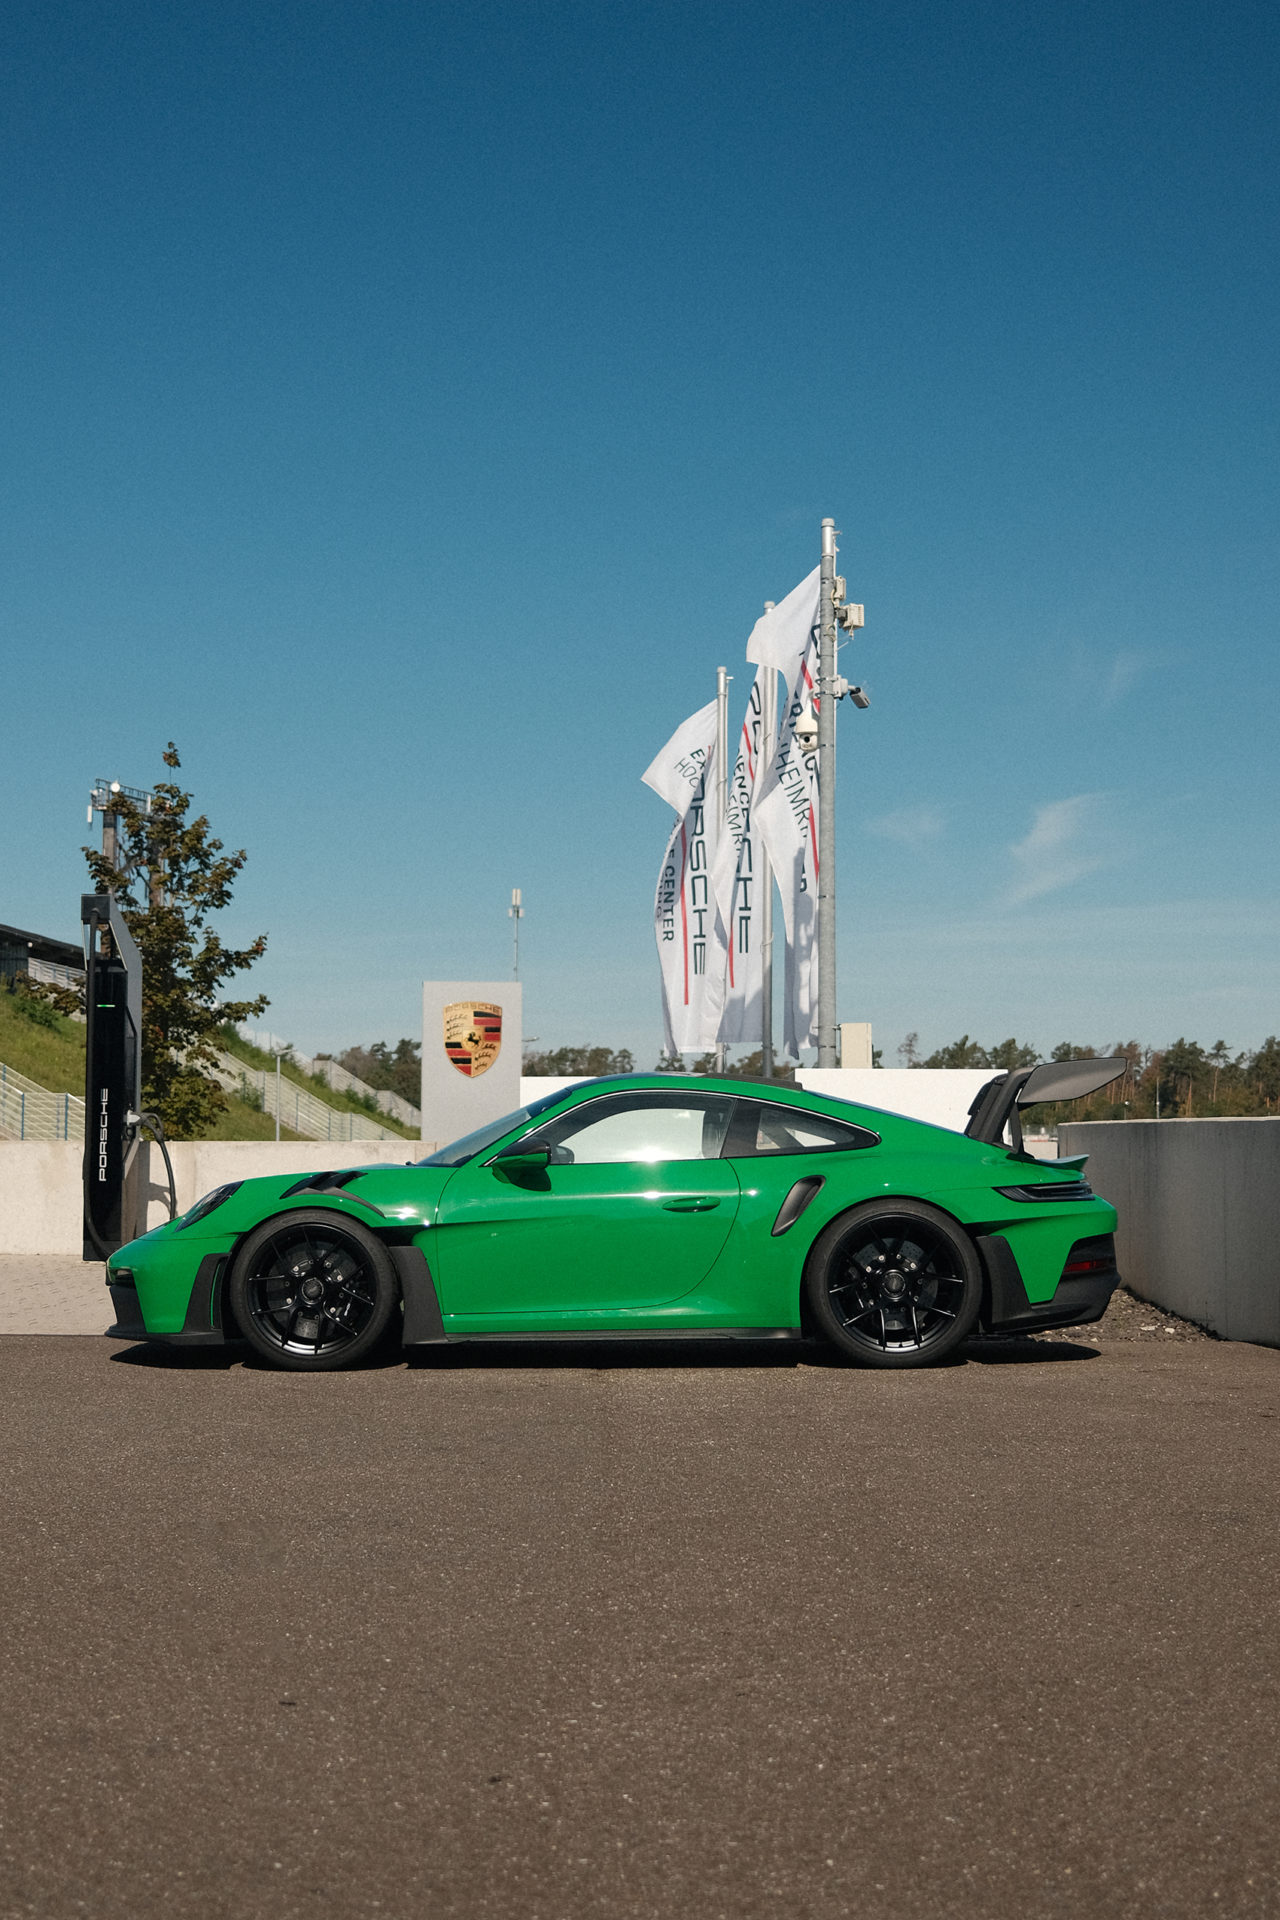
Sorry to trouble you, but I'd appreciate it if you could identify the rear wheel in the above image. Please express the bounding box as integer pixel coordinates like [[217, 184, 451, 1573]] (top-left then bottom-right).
[[228, 1209, 397, 1371], [805, 1200, 981, 1368]]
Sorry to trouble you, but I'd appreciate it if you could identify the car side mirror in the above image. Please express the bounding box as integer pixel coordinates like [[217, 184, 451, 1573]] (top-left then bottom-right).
[[493, 1145, 551, 1178]]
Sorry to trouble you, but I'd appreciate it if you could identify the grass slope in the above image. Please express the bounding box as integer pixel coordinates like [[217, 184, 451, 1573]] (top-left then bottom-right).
[[0, 994, 85, 1094], [0, 991, 304, 1140], [216, 1028, 417, 1139]]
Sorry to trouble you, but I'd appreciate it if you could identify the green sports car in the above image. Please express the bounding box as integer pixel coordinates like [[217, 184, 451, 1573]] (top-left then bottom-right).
[[105, 1063, 1124, 1372]]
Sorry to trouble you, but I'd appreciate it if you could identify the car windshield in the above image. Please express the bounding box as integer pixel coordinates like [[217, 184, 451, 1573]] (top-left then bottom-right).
[[414, 1092, 566, 1168]]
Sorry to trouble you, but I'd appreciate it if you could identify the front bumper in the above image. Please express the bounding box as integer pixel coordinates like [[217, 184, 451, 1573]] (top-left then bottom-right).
[[105, 1253, 231, 1346]]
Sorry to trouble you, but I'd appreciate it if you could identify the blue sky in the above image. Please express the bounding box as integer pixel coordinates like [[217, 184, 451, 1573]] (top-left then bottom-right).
[[3, 0, 1277, 1063]]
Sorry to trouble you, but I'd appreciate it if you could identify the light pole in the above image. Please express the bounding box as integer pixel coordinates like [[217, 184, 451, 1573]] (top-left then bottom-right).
[[814, 522, 868, 1069], [714, 665, 730, 1073], [509, 888, 523, 976], [269, 1037, 289, 1141], [759, 604, 776, 1081], [817, 523, 839, 1066]]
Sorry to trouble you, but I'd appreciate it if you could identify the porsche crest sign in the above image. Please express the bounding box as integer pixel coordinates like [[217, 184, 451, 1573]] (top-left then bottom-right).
[[443, 1000, 503, 1078]]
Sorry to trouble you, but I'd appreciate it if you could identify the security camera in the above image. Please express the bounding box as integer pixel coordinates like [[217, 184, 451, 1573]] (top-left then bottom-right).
[[793, 700, 819, 751], [849, 685, 871, 710]]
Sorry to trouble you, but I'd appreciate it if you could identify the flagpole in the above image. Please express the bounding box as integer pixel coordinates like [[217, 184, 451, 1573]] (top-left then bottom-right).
[[817, 519, 838, 1067], [759, 604, 776, 1080], [714, 664, 729, 1073]]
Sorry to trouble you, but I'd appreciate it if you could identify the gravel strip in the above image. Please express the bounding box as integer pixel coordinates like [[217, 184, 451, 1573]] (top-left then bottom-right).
[[969, 1283, 1213, 1353]]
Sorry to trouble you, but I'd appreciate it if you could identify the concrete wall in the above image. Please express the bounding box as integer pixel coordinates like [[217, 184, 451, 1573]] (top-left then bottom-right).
[[797, 1068, 996, 1133], [0, 1138, 437, 1256], [1060, 1119, 1280, 1348]]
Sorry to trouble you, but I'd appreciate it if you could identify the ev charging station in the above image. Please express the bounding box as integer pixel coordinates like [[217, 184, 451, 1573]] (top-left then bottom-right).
[[81, 891, 143, 1260]]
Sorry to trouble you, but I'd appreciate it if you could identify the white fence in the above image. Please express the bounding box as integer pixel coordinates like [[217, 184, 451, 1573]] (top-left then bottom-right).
[[27, 956, 87, 994], [236, 1027, 421, 1130], [0, 1063, 84, 1142], [211, 1053, 400, 1142], [0, 1052, 403, 1148]]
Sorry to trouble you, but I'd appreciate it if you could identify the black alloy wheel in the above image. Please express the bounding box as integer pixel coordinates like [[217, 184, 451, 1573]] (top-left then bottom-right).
[[228, 1209, 397, 1371], [805, 1200, 982, 1368]]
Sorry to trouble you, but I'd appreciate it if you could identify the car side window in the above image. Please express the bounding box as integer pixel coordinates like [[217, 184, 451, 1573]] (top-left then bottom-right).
[[519, 1093, 735, 1165], [724, 1100, 879, 1157]]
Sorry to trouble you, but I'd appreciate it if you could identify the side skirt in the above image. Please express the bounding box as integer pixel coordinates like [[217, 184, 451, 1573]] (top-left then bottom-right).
[[451, 1328, 802, 1343]]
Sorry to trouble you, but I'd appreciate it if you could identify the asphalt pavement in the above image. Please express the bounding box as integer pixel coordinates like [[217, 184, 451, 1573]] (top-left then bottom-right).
[[1, 1329, 1278, 1919]]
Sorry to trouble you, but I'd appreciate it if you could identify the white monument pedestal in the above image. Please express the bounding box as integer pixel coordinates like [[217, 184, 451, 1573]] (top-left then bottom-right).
[[421, 981, 523, 1146]]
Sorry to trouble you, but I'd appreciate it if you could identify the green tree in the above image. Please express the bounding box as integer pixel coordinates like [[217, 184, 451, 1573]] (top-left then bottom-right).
[[1160, 1038, 1208, 1117], [1207, 1039, 1231, 1106], [82, 745, 269, 1137], [921, 1034, 990, 1069], [1248, 1036, 1280, 1110], [985, 1036, 1039, 1071], [337, 1038, 422, 1106]]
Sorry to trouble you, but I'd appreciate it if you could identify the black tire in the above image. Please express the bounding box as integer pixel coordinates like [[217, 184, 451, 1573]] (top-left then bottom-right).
[[228, 1209, 398, 1372], [805, 1200, 982, 1369]]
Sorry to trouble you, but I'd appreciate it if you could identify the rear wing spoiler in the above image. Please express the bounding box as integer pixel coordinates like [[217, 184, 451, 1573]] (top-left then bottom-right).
[[964, 1057, 1127, 1151]]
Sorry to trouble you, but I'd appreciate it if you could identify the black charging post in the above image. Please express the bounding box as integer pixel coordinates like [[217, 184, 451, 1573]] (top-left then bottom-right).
[[81, 893, 143, 1260]]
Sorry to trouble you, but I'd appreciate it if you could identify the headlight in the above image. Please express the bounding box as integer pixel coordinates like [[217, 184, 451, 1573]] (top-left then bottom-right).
[[176, 1182, 243, 1231]]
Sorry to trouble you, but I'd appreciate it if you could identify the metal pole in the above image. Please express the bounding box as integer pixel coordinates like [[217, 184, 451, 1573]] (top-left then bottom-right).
[[714, 665, 729, 1073], [759, 604, 776, 1080], [817, 518, 838, 1067], [275, 1051, 281, 1141], [509, 888, 523, 977]]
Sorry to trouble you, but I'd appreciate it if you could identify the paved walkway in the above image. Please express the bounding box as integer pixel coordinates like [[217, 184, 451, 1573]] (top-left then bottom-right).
[[0, 1254, 111, 1333]]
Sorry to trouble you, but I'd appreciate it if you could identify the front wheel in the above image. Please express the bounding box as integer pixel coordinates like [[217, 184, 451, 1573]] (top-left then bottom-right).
[[805, 1201, 982, 1368], [228, 1209, 398, 1371]]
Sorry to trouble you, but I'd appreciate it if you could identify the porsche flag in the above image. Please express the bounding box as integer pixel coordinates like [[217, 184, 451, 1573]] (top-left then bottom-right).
[[749, 570, 822, 1058], [710, 668, 768, 1043], [642, 698, 724, 1056]]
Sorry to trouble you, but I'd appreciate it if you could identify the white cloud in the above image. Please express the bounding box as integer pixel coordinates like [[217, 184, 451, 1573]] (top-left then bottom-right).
[[1104, 650, 1147, 704], [867, 804, 945, 845], [1004, 794, 1106, 905]]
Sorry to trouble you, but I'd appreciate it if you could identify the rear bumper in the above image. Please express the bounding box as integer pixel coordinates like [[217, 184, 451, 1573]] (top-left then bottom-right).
[[978, 1233, 1119, 1335]]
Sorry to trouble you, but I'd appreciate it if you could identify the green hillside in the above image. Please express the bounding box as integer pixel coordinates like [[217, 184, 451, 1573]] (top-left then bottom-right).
[[0, 988, 304, 1140], [0, 991, 84, 1093], [216, 1027, 417, 1139]]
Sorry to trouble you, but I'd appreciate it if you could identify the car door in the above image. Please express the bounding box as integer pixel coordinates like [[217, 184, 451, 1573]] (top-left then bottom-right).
[[434, 1090, 741, 1319]]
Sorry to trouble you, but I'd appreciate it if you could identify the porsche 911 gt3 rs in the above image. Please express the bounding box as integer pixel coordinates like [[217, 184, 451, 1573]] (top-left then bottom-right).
[[105, 1061, 1123, 1371]]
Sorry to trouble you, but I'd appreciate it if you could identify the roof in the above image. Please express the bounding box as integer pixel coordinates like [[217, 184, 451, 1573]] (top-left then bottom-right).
[[0, 921, 84, 969]]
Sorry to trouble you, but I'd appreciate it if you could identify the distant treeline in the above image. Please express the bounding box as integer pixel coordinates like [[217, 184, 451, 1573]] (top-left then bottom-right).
[[336, 1031, 1280, 1120], [898, 1032, 1280, 1120]]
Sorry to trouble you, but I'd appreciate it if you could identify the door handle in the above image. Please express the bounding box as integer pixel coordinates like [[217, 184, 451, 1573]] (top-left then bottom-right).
[[662, 1196, 720, 1211]]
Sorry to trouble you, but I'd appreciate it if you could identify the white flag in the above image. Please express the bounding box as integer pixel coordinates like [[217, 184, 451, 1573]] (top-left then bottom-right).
[[750, 573, 821, 1058], [746, 565, 821, 675], [710, 669, 768, 1043], [642, 700, 724, 1057]]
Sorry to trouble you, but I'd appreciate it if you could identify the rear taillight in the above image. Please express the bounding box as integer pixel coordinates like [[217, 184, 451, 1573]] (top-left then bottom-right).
[[1062, 1234, 1115, 1278]]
